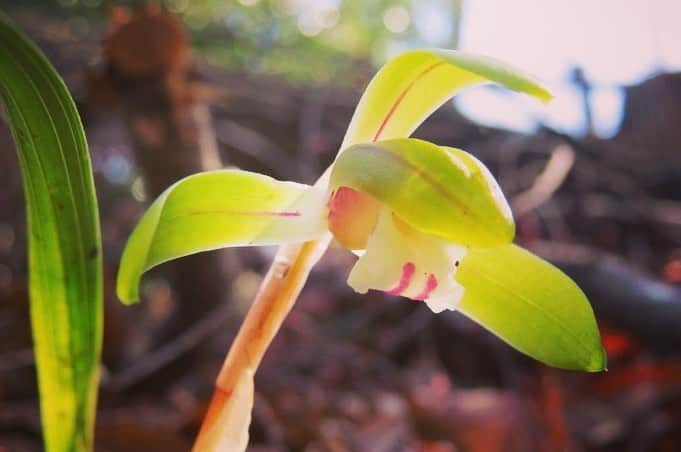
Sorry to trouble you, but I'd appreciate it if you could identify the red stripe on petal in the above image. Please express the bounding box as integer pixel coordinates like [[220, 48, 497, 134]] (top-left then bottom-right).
[[414, 274, 438, 301], [386, 262, 415, 296], [372, 61, 445, 142], [188, 209, 301, 217]]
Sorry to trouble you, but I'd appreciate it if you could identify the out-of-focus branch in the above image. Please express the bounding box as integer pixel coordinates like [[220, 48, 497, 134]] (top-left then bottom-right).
[[512, 144, 575, 217], [529, 241, 681, 350], [91, 5, 226, 345], [102, 301, 235, 393]]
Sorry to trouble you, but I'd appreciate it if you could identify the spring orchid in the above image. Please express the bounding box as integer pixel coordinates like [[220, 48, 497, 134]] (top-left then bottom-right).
[[118, 48, 604, 369], [117, 50, 605, 449]]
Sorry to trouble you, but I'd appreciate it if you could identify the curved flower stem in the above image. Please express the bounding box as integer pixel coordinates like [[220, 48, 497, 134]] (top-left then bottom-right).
[[193, 233, 332, 451]]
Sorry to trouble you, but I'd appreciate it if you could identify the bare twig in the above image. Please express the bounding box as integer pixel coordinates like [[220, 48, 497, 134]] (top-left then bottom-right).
[[215, 119, 285, 174], [650, 200, 681, 227], [512, 144, 575, 216], [103, 301, 236, 392]]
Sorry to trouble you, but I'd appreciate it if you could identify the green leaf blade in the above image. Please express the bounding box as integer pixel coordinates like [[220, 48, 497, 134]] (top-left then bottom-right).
[[456, 245, 606, 372], [0, 13, 102, 451], [330, 138, 514, 247], [117, 170, 328, 303], [340, 48, 551, 150]]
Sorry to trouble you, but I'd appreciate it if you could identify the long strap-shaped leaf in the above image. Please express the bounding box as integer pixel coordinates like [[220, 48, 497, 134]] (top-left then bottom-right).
[[0, 13, 102, 452]]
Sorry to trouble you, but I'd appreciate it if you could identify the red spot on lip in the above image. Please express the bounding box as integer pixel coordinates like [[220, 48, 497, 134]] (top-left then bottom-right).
[[327, 187, 380, 249], [414, 274, 438, 301], [386, 262, 415, 296]]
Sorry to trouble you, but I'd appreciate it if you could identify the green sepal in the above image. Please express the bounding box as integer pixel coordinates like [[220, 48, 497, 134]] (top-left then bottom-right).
[[457, 244, 606, 372], [341, 48, 552, 150], [117, 169, 327, 303], [330, 138, 514, 247]]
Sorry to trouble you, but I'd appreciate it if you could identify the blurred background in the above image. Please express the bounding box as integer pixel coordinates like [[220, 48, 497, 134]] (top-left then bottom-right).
[[1, 0, 681, 450]]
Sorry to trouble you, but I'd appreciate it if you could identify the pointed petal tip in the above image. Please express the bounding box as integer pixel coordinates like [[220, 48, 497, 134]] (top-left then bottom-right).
[[115, 281, 140, 305], [586, 346, 608, 372], [536, 84, 554, 104], [425, 48, 554, 104], [562, 344, 607, 373]]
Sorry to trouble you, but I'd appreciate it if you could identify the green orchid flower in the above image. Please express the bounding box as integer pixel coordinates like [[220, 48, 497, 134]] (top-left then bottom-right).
[[117, 49, 606, 375]]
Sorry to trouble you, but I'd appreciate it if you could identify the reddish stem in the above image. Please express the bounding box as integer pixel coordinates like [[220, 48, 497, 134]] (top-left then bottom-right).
[[193, 235, 331, 450]]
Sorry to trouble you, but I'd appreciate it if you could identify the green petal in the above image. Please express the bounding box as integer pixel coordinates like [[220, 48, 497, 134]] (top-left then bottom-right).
[[330, 138, 514, 247], [0, 13, 102, 451], [456, 244, 606, 372], [117, 170, 327, 303], [341, 48, 551, 149]]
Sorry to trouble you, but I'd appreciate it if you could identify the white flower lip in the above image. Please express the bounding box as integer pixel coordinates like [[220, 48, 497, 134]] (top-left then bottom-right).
[[347, 208, 467, 313]]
